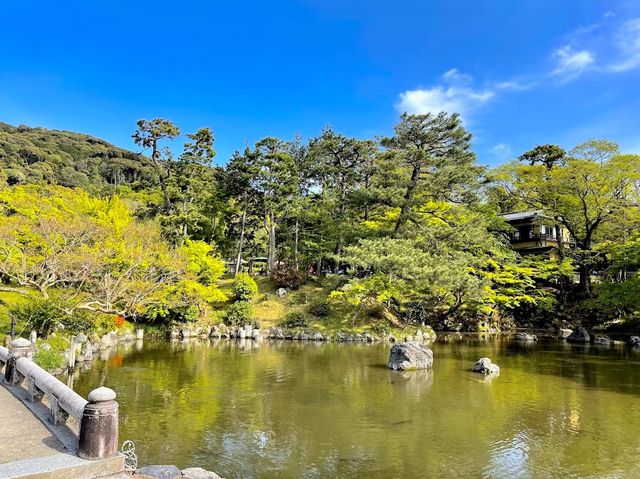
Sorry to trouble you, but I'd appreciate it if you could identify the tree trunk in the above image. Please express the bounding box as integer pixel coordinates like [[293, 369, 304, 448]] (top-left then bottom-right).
[[394, 163, 422, 236], [267, 210, 277, 273], [234, 205, 247, 276], [334, 184, 348, 273], [555, 224, 565, 260], [151, 143, 171, 213], [578, 263, 592, 297], [294, 218, 299, 270]]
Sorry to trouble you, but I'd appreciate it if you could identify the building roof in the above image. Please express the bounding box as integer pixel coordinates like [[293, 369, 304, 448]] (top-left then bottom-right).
[[500, 210, 545, 222]]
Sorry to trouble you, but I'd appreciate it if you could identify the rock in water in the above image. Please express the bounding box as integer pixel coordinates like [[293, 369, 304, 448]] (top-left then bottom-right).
[[387, 342, 434, 370], [136, 465, 182, 479], [182, 467, 223, 479], [515, 332, 537, 342], [472, 357, 500, 375], [629, 336, 640, 347], [592, 336, 611, 345], [566, 327, 590, 343]]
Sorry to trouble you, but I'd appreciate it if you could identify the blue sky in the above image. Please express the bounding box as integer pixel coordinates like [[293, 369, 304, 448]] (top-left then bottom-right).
[[1, 0, 639, 166]]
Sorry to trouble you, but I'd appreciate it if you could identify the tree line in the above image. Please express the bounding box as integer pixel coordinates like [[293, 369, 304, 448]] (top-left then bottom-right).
[[1, 113, 639, 330]]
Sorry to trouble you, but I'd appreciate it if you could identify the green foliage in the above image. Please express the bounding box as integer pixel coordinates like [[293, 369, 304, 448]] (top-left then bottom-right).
[[0, 122, 154, 190], [10, 298, 69, 337], [281, 311, 308, 328], [38, 335, 70, 353], [232, 273, 258, 301], [225, 301, 252, 326], [308, 300, 330, 318], [34, 348, 64, 371]]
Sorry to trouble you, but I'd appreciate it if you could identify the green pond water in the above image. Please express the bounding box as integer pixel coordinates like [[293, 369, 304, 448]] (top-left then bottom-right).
[[71, 336, 640, 478]]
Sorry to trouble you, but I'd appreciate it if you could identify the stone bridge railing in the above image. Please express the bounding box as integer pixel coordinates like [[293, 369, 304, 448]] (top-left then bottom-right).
[[0, 338, 119, 460]]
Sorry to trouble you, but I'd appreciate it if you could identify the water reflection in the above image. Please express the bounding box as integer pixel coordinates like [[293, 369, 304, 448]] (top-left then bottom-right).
[[70, 336, 640, 478]]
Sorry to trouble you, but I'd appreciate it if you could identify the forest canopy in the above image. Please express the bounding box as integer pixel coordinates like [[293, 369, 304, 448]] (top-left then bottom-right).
[[1, 116, 639, 334]]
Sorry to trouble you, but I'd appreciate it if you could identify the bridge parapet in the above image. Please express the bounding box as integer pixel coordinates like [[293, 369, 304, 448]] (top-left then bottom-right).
[[0, 339, 119, 460]]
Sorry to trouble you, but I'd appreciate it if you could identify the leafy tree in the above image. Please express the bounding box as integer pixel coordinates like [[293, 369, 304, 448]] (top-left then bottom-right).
[[381, 112, 480, 235], [164, 127, 217, 242], [309, 128, 377, 261], [132, 118, 180, 212], [518, 144, 566, 169], [494, 141, 640, 295]]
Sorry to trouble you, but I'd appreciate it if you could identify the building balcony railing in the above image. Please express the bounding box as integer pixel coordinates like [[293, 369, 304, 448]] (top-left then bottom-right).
[[511, 233, 576, 247]]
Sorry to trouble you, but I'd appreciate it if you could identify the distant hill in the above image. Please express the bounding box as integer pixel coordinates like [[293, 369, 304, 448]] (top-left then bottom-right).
[[0, 122, 155, 190]]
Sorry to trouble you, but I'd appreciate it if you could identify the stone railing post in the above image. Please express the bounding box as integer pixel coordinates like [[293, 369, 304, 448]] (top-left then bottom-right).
[[4, 338, 33, 385], [78, 387, 119, 460]]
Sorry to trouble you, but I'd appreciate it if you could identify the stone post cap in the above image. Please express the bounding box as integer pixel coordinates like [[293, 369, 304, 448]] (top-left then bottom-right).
[[11, 337, 32, 348], [88, 386, 117, 402]]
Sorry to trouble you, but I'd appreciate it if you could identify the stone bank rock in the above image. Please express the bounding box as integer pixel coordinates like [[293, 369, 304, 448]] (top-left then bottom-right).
[[313, 332, 324, 341], [276, 287, 288, 298], [592, 336, 611, 346], [515, 332, 538, 342], [387, 342, 434, 371], [136, 465, 182, 479], [558, 328, 573, 339], [100, 334, 113, 350], [566, 327, 590, 343], [80, 341, 93, 361], [182, 467, 223, 479], [629, 336, 640, 347], [472, 357, 500, 375]]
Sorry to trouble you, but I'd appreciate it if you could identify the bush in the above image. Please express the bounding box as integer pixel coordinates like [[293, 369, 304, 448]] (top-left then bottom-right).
[[290, 290, 310, 305], [225, 301, 252, 326], [232, 273, 259, 302], [308, 300, 330, 318], [34, 349, 64, 371], [272, 263, 304, 290], [144, 302, 199, 324], [10, 298, 95, 337], [37, 335, 70, 353], [281, 311, 308, 328]]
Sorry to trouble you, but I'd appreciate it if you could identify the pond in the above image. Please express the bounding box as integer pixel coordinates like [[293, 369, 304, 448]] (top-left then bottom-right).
[[71, 336, 640, 478]]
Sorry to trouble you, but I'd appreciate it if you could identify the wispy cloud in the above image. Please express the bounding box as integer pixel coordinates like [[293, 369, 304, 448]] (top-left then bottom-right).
[[395, 13, 640, 118], [607, 18, 640, 72], [396, 69, 494, 121], [552, 46, 595, 80]]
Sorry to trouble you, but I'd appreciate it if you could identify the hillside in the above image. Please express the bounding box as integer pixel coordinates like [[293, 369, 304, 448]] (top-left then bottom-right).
[[0, 122, 154, 190]]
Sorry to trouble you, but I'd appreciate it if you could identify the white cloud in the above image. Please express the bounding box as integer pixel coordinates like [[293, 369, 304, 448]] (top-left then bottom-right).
[[490, 143, 513, 162], [552, 45, 595, 80], [607, 18, 640, 72], [396, 69, 494, 120]]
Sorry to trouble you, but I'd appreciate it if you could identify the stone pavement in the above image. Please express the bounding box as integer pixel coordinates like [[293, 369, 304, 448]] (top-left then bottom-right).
[[0, 384, 67, 464]]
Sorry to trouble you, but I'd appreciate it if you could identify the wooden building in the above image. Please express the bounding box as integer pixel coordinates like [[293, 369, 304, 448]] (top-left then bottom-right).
[[501, 210, 574, 254]]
